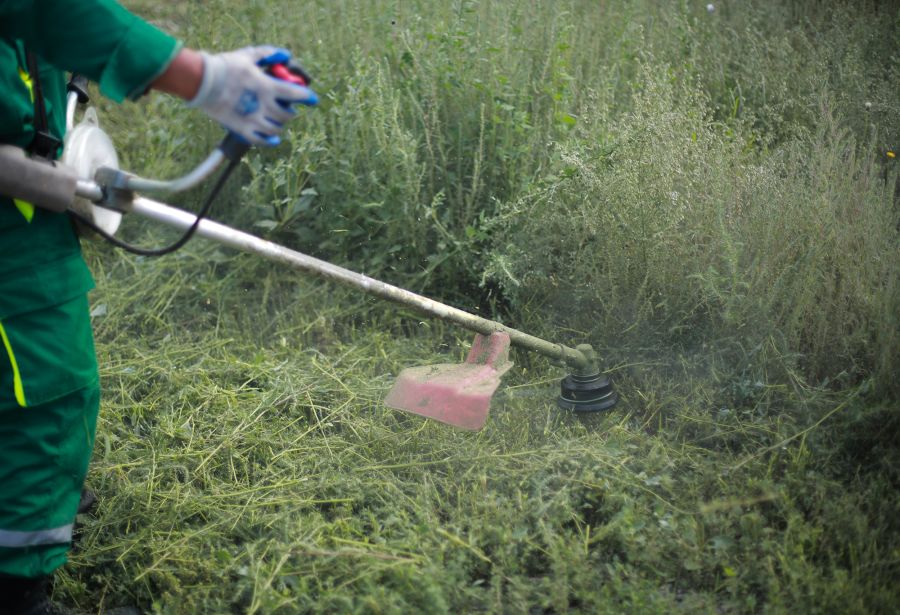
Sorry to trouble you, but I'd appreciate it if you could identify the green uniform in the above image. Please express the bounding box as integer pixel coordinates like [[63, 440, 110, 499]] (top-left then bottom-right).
[[0, 0, 180, 577]]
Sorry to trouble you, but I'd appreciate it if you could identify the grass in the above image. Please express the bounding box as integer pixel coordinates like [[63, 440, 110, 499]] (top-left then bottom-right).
[[55, 0, 899, 613]]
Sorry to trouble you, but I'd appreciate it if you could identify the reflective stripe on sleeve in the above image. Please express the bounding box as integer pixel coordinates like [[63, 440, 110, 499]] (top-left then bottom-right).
[[0, 523, 73, 547], [0, 319, 27, 407], [13, 199, 35, 223]]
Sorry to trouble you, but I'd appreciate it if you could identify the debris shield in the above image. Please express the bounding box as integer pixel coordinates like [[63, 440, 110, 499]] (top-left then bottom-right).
[[384, 332, 513, 430]]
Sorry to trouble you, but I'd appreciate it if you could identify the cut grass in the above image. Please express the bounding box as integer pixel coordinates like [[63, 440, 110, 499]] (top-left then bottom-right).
[[57, 248, 897, 614]]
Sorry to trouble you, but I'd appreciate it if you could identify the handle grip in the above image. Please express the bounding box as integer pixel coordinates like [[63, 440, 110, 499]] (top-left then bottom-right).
[[0, 145, 78, 212], [218, 60, 313, 161]]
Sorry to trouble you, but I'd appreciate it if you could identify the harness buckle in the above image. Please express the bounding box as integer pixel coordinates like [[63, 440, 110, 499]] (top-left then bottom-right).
[[28, 130, 63, 160]]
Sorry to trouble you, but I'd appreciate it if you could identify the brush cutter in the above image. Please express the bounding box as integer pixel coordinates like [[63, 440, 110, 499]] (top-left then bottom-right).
[[0, 73, 617, 431]]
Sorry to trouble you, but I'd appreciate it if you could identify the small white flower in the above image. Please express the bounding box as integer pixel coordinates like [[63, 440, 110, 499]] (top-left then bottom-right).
[[864, 101, 872, 110], [706, 3, 715, 12]]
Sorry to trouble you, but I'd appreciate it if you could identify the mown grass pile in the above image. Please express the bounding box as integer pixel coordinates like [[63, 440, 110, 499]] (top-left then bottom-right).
[[61, 0, 898, 612]]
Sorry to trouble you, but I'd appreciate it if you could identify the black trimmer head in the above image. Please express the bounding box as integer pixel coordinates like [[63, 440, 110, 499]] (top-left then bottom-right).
[[557, 371, 618, 412]]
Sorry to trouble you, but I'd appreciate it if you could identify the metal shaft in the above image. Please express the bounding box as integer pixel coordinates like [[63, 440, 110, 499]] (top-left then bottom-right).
[[126, 197, 592, 371], [121, 149, 225, 194]]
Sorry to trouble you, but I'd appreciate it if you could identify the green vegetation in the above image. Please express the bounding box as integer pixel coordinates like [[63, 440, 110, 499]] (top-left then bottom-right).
[[63, 0, 897, 612]]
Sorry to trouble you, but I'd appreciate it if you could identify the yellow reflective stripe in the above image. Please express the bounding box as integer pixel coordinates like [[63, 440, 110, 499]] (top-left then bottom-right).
[[0, 320, 27, 407], [13, 65, 37, 224], [13, 199, 35, 223], [18, 65, 34, 103]]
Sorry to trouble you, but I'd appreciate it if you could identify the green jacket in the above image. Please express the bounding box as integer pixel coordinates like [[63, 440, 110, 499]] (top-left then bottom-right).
[[0, 0, 180, 410], [0, 0, 181, 321]]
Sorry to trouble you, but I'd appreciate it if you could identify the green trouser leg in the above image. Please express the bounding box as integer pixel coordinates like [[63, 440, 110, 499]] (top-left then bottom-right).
[[0, 293, 100, 578]]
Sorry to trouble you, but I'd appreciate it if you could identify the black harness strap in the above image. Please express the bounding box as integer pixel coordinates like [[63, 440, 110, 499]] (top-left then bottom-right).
[[25, 50, 62, 159]]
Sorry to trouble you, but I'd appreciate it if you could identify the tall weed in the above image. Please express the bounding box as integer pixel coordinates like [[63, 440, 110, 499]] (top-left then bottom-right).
[[487, 58, 898, 392], [104, 0, 899, 389]]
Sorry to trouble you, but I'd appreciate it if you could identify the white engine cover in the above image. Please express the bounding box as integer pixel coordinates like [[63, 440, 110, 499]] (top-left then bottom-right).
[[62, 107, 122, 238]]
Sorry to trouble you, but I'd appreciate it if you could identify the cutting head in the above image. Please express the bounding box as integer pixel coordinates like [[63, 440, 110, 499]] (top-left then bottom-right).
[[384, 332, 513, 430]]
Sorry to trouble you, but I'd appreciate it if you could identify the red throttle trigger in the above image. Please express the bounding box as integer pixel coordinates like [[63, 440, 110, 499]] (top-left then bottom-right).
[[267, 62, 312, 87]]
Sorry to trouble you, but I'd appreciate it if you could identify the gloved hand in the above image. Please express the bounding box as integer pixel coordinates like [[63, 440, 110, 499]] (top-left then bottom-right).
[[187, 46, 318, 146]]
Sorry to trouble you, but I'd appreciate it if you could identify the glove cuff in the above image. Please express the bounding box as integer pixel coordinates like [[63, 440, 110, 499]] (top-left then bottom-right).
[[186, 51, 222, 109]]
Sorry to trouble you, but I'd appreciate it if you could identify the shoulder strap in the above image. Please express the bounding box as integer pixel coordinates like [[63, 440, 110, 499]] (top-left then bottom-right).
[[25, 50, 62, 159]]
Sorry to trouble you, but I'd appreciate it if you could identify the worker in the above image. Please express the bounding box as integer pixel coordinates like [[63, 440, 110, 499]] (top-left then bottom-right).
[[0, 1, 317, 612]]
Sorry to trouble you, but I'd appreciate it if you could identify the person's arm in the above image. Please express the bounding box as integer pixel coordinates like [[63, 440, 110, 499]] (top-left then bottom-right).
[[154, 45, 319, 145], [0, 0, 317, 145], [150, 48, 204, 101], [0, 0, 181, 102]]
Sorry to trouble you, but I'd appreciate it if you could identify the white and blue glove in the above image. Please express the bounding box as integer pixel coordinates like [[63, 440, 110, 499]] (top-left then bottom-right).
[[188, 46, 318, 146]]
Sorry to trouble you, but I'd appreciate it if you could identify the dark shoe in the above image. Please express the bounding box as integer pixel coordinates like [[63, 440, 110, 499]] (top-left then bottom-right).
[[0, 572, 135, 614], [77, 488, 97, 515], [0, 574, 75, 615], [72, 489, 98, 553]]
